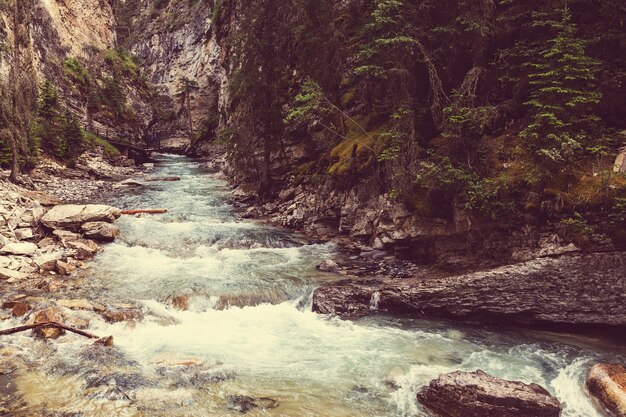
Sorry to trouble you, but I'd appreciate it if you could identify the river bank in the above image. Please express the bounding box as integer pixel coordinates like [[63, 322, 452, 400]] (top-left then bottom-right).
[[1, 153, 625, 416]]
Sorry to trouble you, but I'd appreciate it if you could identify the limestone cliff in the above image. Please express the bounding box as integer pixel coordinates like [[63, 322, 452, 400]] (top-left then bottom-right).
[[0, 0, 154, 143]]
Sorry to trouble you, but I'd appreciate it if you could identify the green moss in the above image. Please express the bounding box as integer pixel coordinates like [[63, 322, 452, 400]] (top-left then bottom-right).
[[327, 115, 385, 175]]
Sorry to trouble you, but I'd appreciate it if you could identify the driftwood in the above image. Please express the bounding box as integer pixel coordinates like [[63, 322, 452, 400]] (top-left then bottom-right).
[[121, 209, 168, 215], [0, 321, 100, 339]]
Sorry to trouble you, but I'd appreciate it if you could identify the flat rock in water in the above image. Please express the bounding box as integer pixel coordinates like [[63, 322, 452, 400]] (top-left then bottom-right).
[[41, 204, 121, 231], [586, 363, 626, 417], [81, 221, 120, 242], [417, 370, 562, 417], [0, 242, 37, 256], [312, 252, 626, 328]]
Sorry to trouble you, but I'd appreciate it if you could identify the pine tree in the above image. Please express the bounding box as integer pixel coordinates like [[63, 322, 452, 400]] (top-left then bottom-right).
[[175, 77, 199, 137], [521, 4, 601, 173]]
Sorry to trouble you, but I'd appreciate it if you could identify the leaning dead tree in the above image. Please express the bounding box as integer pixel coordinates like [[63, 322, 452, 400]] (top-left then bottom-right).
[[0, 321, 113, 346]]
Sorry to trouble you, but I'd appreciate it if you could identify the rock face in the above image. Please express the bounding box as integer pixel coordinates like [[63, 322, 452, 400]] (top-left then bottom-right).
[[81, 222, 120, 242], [586, 363, 626, 417], [417, 370, 562, 417], [313, 252, 626, 329], [41, 204, 121, 231]]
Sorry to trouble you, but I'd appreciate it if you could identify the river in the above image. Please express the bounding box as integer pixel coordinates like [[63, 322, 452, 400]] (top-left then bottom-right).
[[7, 154, 626, 416]]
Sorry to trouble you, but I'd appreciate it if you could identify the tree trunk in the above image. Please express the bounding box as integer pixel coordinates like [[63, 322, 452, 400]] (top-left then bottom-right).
[[9, 0, 20, 183]]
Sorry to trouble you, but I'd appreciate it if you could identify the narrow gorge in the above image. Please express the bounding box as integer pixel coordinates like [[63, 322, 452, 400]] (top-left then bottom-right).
[[1, 0, 625, 416]]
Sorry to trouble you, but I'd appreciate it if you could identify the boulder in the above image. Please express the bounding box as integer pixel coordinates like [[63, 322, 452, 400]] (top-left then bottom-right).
[[118, 179, 144, 187], [67, 239, 101, 260], [32, 307, 65, 339], [0, 242, 37, 256], [34, 252, 64, 272], [2, 301, 31, 317], [57, 299, 95, 311], [316, 259, 340, 273], [417, 370, 562, 417], [313, 252, 626, 329], [0, 267, 27, 281], [52, 229, 81, 242], [586, 363, 626, 417], [100, 308, 142, 323], [81, 222, 120, 242], [14, 228, 34, 240], [41, 204, 121, 231], [56, 260, 76, 276]]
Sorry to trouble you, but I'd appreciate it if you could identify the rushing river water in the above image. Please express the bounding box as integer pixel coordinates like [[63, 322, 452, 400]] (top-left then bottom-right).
[[5, 155, 626, 416]]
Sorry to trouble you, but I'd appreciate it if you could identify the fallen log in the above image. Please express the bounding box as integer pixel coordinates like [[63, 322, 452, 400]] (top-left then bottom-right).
[[121, 209, 168, 215], [0, 321, 101, 339]]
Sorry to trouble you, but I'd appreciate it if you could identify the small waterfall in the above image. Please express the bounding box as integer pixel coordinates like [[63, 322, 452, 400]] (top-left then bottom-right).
[[369, 291, 381, 311]]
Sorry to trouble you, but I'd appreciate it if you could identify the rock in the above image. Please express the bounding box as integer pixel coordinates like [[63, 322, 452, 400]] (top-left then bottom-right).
[[56, 260, 76, 275], [34, 252, 63, 272], [0, 242, 37, 256], [32, 307, 65, 339], [57, 299, 94, 311], [172, 295, 190, 311], [417, 370, 562, 417], [614, 147, 626, 173], [52, 229, 81, 242], [37, 236, 56, 248], [0, 267, 28, 281], [0, 256, 10, 268], [150, 353, 205, 367], [118, 179, 144, 187], [226, 395, 278, 413], [2, 301, 31, 317], [67, 239, 100, 260], [14, 228, 34, 240], [101, 308, 142, 323], [312, 252, 626, 328], [81, 222, 120, 242], [41, 204, 121, 231], [586, 363, 626, 417], [316, 259, 340, 273]]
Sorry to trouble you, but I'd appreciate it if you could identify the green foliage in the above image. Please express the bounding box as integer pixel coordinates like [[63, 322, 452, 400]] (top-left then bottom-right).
[[609, 197, 626, 225], [558, 212, 594, 247], [521, 6, 601, 173], [83, 131, 120, 157], [30, 81, 85, 160], [104, 48, 140, 77], [63, 57, 92, 92]]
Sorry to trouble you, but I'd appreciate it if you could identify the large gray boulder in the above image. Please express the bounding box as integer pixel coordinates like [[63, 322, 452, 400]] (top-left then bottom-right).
[[417, 370, 562, 417], [313, 252, 626, 329], [41, 204, 121, 231]]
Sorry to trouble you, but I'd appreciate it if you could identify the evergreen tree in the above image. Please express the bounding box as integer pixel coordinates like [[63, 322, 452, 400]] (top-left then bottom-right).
[[228, 0, 294, 195], [521, 4, 601, 173], [175, 77, 199, 136]]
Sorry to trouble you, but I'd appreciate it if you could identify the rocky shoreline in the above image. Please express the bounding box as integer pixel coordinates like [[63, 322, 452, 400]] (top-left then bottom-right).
[[1, 152, 625, 417]]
